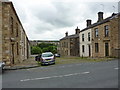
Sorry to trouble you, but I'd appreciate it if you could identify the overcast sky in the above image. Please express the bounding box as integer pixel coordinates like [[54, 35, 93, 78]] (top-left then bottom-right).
[[10, 0, 119, 40]]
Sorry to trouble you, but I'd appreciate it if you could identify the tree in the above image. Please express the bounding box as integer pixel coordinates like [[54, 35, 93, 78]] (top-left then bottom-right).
[[32, 43, 58, 54], [31, 46, 42, 55], [37, 43, 54, 49], [42, 47, 50, 52]]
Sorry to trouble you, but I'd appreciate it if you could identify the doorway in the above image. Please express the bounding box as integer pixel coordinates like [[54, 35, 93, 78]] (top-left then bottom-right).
[[105, 43, 109, 57], [88, 45, 91, 57], [11, 44, 14, 64]]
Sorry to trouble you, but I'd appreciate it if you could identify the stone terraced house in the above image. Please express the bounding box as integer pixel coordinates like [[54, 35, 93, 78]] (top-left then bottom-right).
[[59, 12, 120, 58], [59, 27, 80, 56], [79, 20, 92, 57], [80, 12, 120, 58], [0, 0, 30, 66], [91, 12, 120, 58]]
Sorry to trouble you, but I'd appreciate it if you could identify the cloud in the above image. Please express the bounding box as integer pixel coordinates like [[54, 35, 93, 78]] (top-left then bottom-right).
[[10, 0, 118, 40]]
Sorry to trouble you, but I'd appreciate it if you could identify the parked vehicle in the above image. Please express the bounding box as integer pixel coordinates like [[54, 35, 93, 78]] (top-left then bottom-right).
[[0, 61, 5, 73], [54, 54, 60, 57], [35, 54, 41, 61], [40, 52, 55, 65]]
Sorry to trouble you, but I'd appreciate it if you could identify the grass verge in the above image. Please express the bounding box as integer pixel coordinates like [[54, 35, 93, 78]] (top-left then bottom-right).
[[55, 56, 115, 65]]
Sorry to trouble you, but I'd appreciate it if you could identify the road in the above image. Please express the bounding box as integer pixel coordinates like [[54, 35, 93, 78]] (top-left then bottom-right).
[[2, 59, 118, 88]]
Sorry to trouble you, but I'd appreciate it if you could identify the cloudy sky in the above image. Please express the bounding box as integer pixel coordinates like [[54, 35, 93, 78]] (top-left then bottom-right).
[[10, 0, 119, 40]]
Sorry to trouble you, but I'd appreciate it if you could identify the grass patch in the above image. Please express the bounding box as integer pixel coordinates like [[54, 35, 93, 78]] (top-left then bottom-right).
[[55, 56, 115, 65]]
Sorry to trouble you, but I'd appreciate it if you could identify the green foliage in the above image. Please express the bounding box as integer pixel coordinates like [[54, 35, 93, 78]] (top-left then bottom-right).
[[42, 48, 49, 52], [31, 46, 42, 55], [37, 43, 55, 49], [31, 43, 57, 55]]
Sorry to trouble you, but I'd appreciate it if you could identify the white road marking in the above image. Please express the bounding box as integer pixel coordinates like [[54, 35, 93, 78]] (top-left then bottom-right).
[[20, 71, 90, 82], [114, 68, 119, 70]]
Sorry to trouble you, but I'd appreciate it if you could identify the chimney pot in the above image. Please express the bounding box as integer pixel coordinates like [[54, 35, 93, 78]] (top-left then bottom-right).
[[98, 12, 103, 22], [86, 19, 92, 27], [65, 32, 68, 37], [75, 26, 80, 34]]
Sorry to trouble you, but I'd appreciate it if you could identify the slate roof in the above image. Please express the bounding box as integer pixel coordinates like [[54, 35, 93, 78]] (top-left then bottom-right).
[[60, 34, 79, 40], [80, 12, 120, 32], [60, 12, 120, 41]]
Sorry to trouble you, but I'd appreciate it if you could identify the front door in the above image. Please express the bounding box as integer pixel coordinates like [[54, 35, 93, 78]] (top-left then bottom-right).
[[105, 43, 109, 57], [88, 45, 91, 57], [11, 44, 14, 64]]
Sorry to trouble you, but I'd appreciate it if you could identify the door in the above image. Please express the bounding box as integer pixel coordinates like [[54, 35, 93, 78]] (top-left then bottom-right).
[[88, 45, 91, 57], [11, 44, 14, 64], [105, 43, 109, 56]]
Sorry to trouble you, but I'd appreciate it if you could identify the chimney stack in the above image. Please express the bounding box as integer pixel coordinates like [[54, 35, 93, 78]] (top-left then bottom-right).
[[98, 12, 103, 22], [75, 26, 80, 34], [86, 19, 92, 27], [65, 32, 68, 37]]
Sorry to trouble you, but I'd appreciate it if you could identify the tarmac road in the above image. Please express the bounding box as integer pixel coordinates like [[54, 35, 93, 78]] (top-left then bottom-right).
[[2, 59, 118, 88]]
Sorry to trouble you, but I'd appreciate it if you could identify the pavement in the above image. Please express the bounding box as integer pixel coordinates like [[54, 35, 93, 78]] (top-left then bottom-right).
[[4, 56, 39, 70]]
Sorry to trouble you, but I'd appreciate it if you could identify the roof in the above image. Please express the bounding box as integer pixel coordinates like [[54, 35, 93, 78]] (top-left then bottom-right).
[[80, 12, 120, 32], [2, 1, 29, 41], [60, 34, 79, 40]]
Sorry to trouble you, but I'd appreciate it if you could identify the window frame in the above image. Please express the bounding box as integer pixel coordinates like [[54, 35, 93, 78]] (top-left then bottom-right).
[[82, 34, 84, 41], [16, 23, 19, 37], [94, 28, 98, 37], [104, 25, 109, 37], [10, 17, 14, 34], [88, 32, 90, 41]]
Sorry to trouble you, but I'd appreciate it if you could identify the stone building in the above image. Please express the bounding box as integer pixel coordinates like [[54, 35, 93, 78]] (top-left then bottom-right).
[[91, 12, 120, 58], [79, 20, 92, 57], [79, 12, 120, 58], [0, 0, 30, 66], [59, 27, 80, 56]]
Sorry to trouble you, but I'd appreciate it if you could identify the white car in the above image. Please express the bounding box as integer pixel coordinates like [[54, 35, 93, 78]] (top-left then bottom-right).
[[40, 52, 55, 65], [0, 61, 5, 73]]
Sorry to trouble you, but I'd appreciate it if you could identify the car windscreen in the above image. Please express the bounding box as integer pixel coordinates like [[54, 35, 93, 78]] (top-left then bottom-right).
[[42, 54, 53, 57]]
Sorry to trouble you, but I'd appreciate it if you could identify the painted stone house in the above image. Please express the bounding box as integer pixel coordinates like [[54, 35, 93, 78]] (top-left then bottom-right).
[[0, 0, 30, 66], [79, 20, 92, 57]]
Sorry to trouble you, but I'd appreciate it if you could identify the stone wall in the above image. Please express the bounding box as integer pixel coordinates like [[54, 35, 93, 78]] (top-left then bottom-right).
[[0, 1, 2, 62], [92, 22, 111, 57], [59, 39, 70, 56], [92, 15, 119, 58], [1, 1, 30, 66]]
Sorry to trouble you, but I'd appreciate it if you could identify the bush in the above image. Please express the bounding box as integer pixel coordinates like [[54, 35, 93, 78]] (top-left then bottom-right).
[[31, 46, 42, 55], [31, 43, 58, 54]]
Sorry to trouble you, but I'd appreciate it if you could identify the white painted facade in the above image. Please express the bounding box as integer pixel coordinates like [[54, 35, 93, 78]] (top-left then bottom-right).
[[79, 28, 92, 57]]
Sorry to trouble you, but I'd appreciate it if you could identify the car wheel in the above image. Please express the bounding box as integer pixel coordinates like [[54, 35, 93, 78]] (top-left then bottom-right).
[[41, 63, 45, 66]]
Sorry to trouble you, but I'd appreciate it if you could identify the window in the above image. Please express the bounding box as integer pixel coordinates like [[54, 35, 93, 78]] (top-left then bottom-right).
[[16, 23, 18, 37], [82, 45, 85, 53], [95, 43, 99, 53], [10, 17, 13, 33], [95, 28, 98, 37], [88, 32, 90, 41], [82, 34, 84, 41], [104, 25, 109, 37]]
